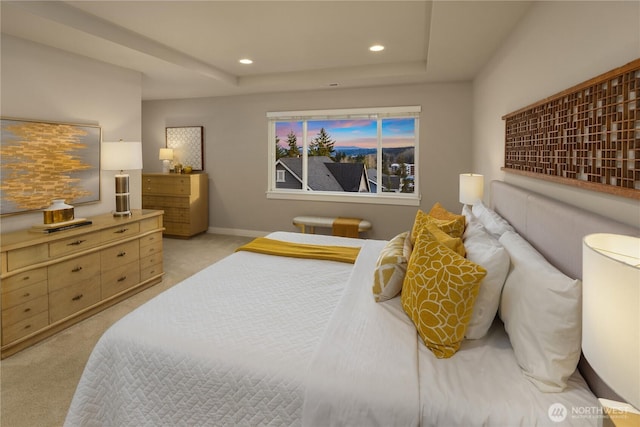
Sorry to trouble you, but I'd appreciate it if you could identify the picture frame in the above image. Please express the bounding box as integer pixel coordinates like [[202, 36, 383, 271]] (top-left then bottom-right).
[[1, 118, 102, 216], [166, 126, 204, 171]]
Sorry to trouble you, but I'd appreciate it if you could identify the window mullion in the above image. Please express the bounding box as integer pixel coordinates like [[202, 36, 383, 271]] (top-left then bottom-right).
[[376, 119, 382, 194], [302, 120, 308, 191]]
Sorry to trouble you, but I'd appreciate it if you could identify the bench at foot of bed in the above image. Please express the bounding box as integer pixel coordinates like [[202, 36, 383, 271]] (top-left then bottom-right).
[[293, 216, 372, 238]]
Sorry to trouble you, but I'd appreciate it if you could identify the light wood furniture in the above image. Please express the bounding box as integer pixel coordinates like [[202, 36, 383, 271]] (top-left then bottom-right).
[[142, 173, 208, 238], [0, 210, 164, 359]]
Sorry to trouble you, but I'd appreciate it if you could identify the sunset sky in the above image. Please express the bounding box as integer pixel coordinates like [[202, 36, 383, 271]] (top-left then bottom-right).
[[276, 118, 415, 149]]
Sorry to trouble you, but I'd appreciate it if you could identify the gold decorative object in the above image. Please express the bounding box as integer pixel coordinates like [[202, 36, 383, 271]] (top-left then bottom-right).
[[43, 199, 74, 224]]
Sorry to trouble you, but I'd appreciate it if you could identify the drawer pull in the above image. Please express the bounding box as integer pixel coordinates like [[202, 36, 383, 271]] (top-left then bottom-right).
[[114, 228, 129, 234], [117, 251, 127, 257], [23, 292, 31, 298], [72, 266, 83, 273], [24, 308, 31, 313], [117, 276, 127, 282], [24, 324, 31, 330], [68, 239, 86, 246], [72, 294, 84, 301], [22, 276, 30, 281]]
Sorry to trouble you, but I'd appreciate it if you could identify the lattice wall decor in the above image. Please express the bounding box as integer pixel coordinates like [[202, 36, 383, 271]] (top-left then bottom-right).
[[502, 58, 640, 200]]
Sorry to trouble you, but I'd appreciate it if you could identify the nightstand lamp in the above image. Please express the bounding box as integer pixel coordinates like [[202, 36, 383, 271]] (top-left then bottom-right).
[[159, 148, 174, 173], [582, 233, 640, 421], [459, 173, 484, 205], [102, 140, 143, 217]]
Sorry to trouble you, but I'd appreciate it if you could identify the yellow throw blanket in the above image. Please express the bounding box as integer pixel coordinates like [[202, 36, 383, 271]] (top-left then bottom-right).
[[235, 237, 360, 264], [332, 217, 362, 238]]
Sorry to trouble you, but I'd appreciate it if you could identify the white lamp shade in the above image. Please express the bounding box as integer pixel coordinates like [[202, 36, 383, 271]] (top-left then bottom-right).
[[159, 148, 174, 160], [102, 141, 143, 171], [582, 233, 640, 410], [459, 173, 484, 204]]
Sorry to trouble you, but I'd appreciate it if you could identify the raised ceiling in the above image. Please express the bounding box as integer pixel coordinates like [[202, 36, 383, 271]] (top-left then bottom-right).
[[1, 1, 532, 100]]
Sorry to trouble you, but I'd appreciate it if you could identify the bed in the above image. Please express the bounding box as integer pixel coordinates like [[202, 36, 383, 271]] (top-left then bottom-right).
[[65, 181, 639, 426]]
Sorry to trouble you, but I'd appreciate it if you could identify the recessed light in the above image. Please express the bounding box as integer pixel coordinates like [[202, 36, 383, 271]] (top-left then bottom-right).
[[239, 58, 253, 64], [369, 45, 385, 52]]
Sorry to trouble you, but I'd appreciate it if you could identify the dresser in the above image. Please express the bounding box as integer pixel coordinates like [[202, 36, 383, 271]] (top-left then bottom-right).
[[0, 210, 164, 358], [142, 173, 208, 238]]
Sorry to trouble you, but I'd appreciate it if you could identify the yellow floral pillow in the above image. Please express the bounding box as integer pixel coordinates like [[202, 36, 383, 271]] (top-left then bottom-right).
[[428, 202, 466, 238], [372, 232, 409, 302], [410, 209, 465, 244], [423, 222, 465, 257], [401, 228, 486, 358]]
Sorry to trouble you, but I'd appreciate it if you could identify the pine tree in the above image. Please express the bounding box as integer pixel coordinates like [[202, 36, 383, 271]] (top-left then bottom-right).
[[286, 130, 300, 157], [308, 127, 335, 157], [275, 136, 287, 160]]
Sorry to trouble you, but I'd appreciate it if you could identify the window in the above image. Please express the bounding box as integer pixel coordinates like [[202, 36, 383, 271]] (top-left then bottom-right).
[[267, 106, 420, 205]]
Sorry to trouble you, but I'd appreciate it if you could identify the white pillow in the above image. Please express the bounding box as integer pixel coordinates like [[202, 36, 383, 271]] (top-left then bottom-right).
[[461, 203, 475, 225], [463, 223, 510, 339], [498, 230, 582, 392], [472, 201, 514, 238]]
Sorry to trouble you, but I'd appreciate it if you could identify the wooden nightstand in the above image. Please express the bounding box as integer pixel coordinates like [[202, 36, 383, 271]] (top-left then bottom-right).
[[142, 173, 209, 238]]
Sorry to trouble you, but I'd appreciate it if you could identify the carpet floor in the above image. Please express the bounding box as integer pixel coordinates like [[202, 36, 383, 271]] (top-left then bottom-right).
[[0, 233, 253, 427]]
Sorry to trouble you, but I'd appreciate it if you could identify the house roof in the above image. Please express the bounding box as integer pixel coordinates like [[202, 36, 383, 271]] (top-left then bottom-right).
[[324, 162, 368, 192], [278, 156, 368, 192]]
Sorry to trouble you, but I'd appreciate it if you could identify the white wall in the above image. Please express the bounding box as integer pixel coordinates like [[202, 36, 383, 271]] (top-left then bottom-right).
[[142, 82, 473, 240], [473, 1, 640, 228], [1, 35, 143, 233]]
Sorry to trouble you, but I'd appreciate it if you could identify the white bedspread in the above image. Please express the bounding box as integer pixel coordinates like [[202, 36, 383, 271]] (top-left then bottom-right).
[[66, 231, 599, 427], [302, 240, 420, 426], [418, 320, 600, 427], [65, 232, 364, 426]]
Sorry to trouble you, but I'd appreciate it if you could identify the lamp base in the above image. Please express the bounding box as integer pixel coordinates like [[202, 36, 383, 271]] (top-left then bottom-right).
[[113, 174, 132, 217], [162, 159, 171, 174]]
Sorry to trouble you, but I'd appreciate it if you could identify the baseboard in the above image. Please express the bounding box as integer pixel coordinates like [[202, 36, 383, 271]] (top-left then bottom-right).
[[207, 226, 270, 238]]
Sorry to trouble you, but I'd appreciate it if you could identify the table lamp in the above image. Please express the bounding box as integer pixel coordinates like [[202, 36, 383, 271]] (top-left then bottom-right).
[[582, 233, 640, 412], [459, 173, 484, 205], [159, 148, 174, 173], [101, 140, 143, 217]]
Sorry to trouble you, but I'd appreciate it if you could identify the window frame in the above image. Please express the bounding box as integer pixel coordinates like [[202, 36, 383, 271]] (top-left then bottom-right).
[[267, 106, 421, 206]]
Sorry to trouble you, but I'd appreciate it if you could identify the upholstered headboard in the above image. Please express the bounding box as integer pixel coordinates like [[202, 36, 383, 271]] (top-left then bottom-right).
[[490, 180, 640, 400]]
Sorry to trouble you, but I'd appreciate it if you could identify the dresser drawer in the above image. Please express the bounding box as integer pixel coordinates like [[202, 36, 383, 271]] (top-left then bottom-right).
[[2, 281, 48, 310], [49, 232, 101, 258], [140, 231, 162, 248], [101, 223, 140, 243], [2, 295, 48, 327], [163, 208, 191, 224], [143, 195, 190, 209], [143, 175, 191, 196], [101, 262, 140, 299], [140, 216, 162, 233], [164, 222, 192, 236], [5, 244, 48, 271], [48, 252, 101, 292], [2, 267, 47, 294], [141, 257, 163, 282], [49, 280, 100, 323], [2, 311, 49, 344], [101, 240, 140, 270]]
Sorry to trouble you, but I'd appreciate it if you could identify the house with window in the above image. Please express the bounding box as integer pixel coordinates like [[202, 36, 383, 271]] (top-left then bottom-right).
[[1, 2, 638, 424], [276, 156, 370, 192]]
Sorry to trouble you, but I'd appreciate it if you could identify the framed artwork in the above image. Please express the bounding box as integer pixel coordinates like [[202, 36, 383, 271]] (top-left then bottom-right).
[[166, 126, 204, 171], [0, 118, 101, 216]]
